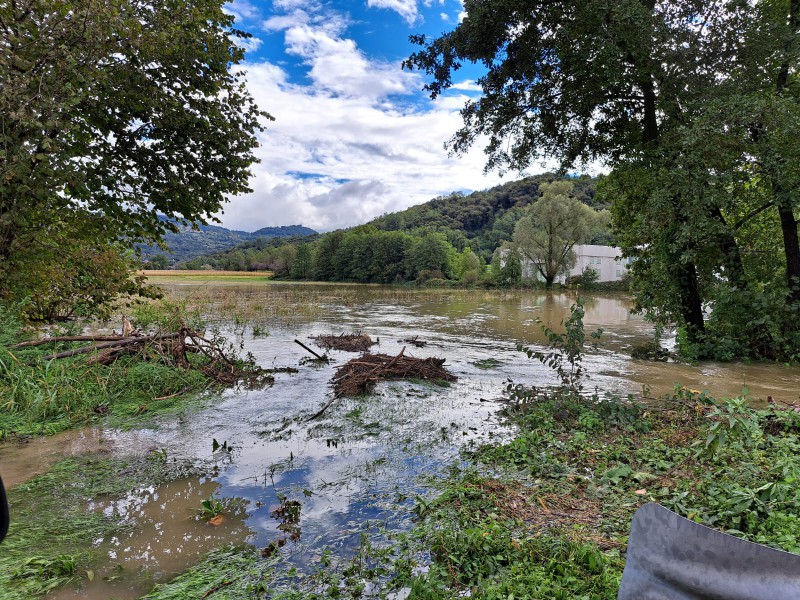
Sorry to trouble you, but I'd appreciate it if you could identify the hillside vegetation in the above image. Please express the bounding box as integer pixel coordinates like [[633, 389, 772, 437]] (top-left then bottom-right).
[[140, 221, 317, 264], [187, 174, 611, 285]]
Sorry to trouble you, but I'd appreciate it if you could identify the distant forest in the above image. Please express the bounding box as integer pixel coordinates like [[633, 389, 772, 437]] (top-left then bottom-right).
[[182, 173, 612, 284]]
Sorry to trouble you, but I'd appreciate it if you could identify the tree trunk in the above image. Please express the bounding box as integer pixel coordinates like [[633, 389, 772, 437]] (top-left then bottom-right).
[[675, 260, 706, 341], [774, 0, 800, 311], [711, 206, 748, 289], [778, 201, 800, 307]]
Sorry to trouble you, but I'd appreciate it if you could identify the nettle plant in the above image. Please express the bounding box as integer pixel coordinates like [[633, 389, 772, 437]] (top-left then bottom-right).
[[517, 298, 603, 395]]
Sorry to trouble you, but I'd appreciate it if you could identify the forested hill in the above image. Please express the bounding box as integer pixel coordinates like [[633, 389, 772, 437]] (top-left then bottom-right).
[[367, 173, 602, 256], [184, 173, 607, 275], [139, 220, 317, 263]]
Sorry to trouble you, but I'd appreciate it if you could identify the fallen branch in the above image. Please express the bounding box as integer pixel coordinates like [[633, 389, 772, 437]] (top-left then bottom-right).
[[294, 339, 326, 360], [46, 333, 180, 360], [331, 348, 456, 397], [12, 335, 128, 348]]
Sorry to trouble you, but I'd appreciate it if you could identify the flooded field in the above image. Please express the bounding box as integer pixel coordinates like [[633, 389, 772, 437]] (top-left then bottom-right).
[[3, 283, 800, 599]]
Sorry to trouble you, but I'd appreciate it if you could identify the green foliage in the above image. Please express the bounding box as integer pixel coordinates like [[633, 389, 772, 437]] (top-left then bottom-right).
[[199, 496, 225, 519], [0, 302, 263, 437], [140, 546, 278, 600], [513, 181, 607, 287], [0, 0, 268, 319], [405, 0, 800, 360], [7, 218, 162, 322], [187, 174, 604, 284], [578, 267, 600, 290], [518, 298, 603, 394]]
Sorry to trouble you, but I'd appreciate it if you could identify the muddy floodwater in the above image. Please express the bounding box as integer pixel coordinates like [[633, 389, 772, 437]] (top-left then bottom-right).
[[4, 284, 800, 599]]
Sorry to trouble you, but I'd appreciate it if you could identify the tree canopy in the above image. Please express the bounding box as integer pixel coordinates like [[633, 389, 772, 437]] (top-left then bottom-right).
[[1, 0, 268, 313], [513, 181, 605, 287], [406, 0, 800, 358]]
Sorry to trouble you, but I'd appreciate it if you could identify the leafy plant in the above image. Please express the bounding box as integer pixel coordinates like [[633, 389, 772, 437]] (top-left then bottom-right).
[[518, 298, 603, 394], [200, 496, 224, 520]]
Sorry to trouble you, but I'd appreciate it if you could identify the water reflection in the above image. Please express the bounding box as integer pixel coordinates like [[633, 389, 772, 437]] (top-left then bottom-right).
[[4, 285, 799, 598]]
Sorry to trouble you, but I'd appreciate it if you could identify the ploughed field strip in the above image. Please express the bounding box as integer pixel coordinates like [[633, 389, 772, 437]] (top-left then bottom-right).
[[331, 347, 457, 397]]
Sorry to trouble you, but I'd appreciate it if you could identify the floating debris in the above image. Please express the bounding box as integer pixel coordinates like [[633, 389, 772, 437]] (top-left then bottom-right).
[[311, 332, 376, 353], [399, 335, 427, 348], [331, 347, 456, 397]]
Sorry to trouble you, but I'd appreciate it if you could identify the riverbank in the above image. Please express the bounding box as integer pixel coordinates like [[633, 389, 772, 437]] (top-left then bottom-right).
[[2, 289, 799, 598]]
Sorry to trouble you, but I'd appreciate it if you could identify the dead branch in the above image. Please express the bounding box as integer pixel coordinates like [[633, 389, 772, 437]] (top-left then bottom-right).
[[47, 333, 181, 360], [294, 339, 326, 360], [12, 335, 128, 348], [331, 348, 456, 397]]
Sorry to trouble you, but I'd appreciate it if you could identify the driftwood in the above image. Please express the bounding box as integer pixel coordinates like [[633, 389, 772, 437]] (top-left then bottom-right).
[[294, 339, 326, 361], [399, 335, 427, 348], [31, 327, 269, 386], [311, 333, 376, 353], [48, 333, 179, 360], [11, 335, 128, 348], [331, 347, 456, 397]]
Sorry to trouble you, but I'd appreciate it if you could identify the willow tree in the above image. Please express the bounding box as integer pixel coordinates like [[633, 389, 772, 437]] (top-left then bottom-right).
[[513, 181, 603, 288], [0, 0, 269, 315], [403, 0, 780, 348]]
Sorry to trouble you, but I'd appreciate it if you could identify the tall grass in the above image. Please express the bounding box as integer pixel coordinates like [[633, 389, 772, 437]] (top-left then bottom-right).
[[0, 304, 210, 437]]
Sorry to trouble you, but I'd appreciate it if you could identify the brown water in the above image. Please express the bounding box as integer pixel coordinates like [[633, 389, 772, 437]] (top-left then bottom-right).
[[2, 284, 799, 599]]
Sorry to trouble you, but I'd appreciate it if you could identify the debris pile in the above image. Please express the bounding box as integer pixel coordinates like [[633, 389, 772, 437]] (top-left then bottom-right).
[[311, 332, 377, 353], [14, 327, 271, 386], [331, 347, 456, 397]]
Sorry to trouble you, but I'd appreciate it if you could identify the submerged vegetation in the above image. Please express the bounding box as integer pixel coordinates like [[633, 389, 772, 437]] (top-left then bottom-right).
[[0, 455, 200, 599]]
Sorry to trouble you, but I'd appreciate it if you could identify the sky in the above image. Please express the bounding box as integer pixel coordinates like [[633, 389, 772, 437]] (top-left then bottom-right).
[[216, 0, 555, 233]]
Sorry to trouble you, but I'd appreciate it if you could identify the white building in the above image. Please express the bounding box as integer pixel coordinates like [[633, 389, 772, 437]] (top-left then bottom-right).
[[504, 244, 629, 283], [567, 244, 629, 282]]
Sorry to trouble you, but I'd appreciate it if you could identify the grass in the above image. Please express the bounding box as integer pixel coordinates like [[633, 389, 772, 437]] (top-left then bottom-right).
[[0, 302, 270, 438], [380, 388, 800, 599], [0, 454, 199, 599], [142, 270, 274, 283], [140, 546, 279, 599], [0, 347, 213, 437]]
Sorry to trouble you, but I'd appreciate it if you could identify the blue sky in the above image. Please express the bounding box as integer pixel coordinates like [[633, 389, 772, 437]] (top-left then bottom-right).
[[216, 0, 556, 232]]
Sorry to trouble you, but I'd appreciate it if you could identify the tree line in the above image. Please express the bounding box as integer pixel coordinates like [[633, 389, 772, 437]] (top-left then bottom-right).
[[190, 179, 612, 289], [406, 0, 800, 361]]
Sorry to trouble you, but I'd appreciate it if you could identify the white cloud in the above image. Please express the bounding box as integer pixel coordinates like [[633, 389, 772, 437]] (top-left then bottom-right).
[[440, 12, 450, 22], [283, 25, 417, 100], [367, 0, 419, 25], [457, 0, 467, 22], [450, 79, 482, 92], [217, 59, 531, 232], [235, 36, 263, 53], [224, 0, 261, 23], [262, 12, 309, 32], [213, 2, 556, 233]]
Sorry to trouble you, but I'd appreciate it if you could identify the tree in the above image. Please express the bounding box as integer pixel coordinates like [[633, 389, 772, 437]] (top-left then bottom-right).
[[291, 244, 312, 279], [493, 246, 522, 287], [409, 233, 454, 280], [8, 216, 159, 322], [148, 254, 170, 270], [1, 0, 268, 310], [513, 181, 601, 288], [404, 0, 784, 348]]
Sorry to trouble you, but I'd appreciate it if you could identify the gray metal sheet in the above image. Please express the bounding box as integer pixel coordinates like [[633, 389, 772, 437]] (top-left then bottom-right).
[[618, 503, 800, 599]]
